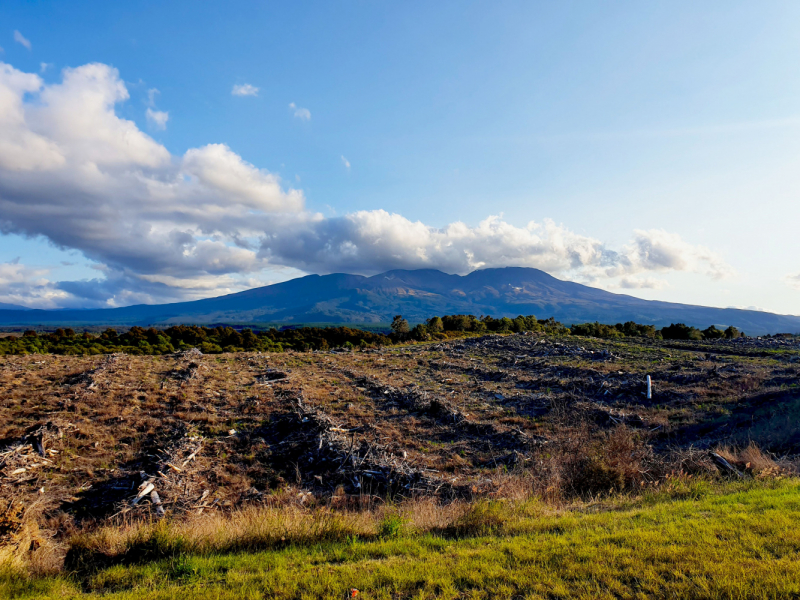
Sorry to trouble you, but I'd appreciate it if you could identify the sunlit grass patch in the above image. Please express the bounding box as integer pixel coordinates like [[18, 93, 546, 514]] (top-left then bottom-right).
[[3, 479, 799, 599]]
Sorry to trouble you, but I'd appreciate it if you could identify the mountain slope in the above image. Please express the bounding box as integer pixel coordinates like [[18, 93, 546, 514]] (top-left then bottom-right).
[[0, 267, 797, 334], [0, 302, 29, 310]]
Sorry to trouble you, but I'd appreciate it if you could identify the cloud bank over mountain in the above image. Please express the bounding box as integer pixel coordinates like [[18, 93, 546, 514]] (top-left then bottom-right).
[[0, 61, 734, 308]]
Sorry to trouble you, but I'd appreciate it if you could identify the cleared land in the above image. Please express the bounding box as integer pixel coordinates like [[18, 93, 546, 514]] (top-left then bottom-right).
[[1, 333, 799, 597]]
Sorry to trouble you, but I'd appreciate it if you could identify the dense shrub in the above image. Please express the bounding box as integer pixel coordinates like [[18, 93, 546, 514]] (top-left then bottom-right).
[[660, 323, 704, 341], [570, 322, 624, 339], [0, 325, 392, 356], [560, 426, 653, 496]]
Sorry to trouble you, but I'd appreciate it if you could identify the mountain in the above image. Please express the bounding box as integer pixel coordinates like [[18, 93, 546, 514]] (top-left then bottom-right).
[[0, 302, 30, 310], [0, 267, 798, 335]]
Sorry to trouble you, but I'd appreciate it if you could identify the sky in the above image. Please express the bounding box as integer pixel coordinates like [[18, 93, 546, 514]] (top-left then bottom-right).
[[0, 1, 799, 315]]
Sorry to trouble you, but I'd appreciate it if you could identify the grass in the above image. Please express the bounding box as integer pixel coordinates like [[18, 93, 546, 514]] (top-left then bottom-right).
[[3, 479, 800, 599]]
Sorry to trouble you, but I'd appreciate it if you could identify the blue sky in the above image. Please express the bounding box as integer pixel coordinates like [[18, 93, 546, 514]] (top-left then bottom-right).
[[0, 1, 799, 314]]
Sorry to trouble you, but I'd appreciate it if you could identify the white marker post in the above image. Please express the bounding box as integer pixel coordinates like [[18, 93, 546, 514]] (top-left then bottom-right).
[[646, 375, 652, 400]]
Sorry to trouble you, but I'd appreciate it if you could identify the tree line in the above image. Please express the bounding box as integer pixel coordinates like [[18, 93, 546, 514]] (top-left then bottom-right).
[[0, 315, 751, 356], [391, 314, 570, 340], [0, 325, 392, 356], [569, 321, 745, 340]]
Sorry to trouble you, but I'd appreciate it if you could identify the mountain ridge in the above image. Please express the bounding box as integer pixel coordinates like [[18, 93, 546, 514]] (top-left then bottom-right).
[[0, 267, 798, 335]]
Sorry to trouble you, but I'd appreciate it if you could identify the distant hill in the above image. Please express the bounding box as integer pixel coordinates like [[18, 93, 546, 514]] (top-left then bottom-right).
[[0, 267, 798, 335]]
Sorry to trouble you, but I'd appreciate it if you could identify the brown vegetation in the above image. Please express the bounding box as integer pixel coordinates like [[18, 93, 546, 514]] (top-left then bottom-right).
[[1, 333, 798, 574]]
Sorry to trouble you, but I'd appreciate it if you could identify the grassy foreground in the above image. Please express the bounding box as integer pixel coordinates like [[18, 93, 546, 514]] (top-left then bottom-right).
[[3, 480, 800, 600]]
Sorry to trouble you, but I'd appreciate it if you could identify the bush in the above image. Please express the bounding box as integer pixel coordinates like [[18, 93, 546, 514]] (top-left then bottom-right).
[[390, 315, 409, 335], [571, 322, 624, 339], [377, 513, 405, 539], [702, 325, 725, 340], [552, 426, 653, 497], [426, 316, 444, 333], [724, 326, 742, 339], [660, 323, 703, 341]]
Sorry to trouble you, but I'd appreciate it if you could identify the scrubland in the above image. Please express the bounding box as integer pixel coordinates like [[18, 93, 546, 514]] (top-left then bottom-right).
[[1, 333, 799, 598]]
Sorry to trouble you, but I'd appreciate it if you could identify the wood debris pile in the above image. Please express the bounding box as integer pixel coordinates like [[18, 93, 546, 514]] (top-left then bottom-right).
[[117, 432, 208, 518], [270, 389, 441, 497], [169, 361, 201, 382], [0, 421, 75, 484], [173, 348, 203, 359], [446, 336, 618, 362], [62, 354, 121, 388], [0, 421, 77, 543], [349, 373, 533, 451], [255, 368, 289, 384]]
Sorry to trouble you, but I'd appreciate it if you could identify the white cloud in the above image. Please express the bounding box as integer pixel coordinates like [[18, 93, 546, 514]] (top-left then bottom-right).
[[13, 31, 31, 50], [607, 229, 735, 281], [182, 143, 304, 212], [232, 83, 258, 97], [726, 305, 767, 312], [289, 102, 311, 121], [341, 155, 350, 169], [145, 107, 169, 130], [0, 63, 65, 171], [257, 211, 733, 283], [40, 62, 53, 73], [785, 272, 800, 291], [616, 276, 669, 290], [0, 259, 73, 309], [0, 60, 304, 306], [145, 89, 168, 129], [147, 87, 159, 106], [0, 59, 736, 307]]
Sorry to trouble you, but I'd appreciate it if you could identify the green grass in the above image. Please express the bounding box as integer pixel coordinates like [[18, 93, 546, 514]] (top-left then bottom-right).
[[4, 480, 800, 599]]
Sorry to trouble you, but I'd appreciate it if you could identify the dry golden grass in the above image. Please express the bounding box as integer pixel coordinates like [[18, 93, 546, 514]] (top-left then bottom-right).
[[64, 494, 546, 570], [716, 442, 785, 476]]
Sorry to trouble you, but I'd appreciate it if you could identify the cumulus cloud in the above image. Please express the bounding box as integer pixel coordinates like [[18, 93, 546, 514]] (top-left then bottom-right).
[[40, 62, 53, 73], [232, 83, 258, 97], [257, 212, 731, 284], [0, 61, 304, 305], [289, 102, 311, 121], [617, 229, 735, 280], [13, 31, 31, 50], [0, 60, 735, 307], [145, 107, 169, 130], [0, 259, 72, 308]]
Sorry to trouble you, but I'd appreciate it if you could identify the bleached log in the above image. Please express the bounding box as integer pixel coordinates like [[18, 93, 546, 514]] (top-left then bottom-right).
[[150, 490, 165, 517], [710, 452, 744, 479], [132, 482, 155, 504]]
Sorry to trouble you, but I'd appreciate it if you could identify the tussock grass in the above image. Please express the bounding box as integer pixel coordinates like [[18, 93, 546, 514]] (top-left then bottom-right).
[[63, 497, 526, 570], [716, 442, 784, 476]]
